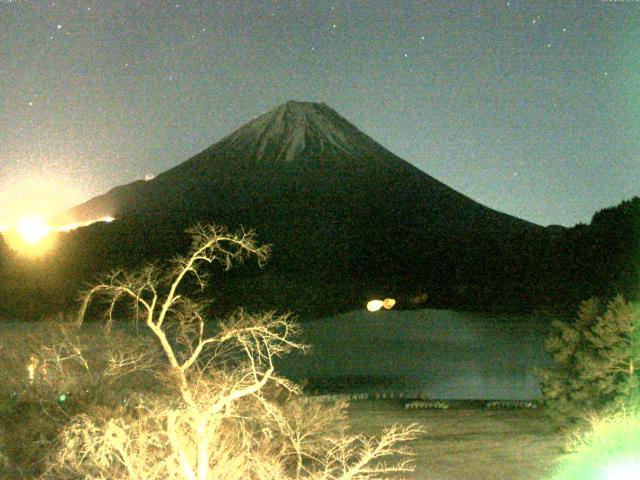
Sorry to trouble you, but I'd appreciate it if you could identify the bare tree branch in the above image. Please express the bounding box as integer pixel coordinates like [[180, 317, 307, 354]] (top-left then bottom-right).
[[45, 224, 422, 480]]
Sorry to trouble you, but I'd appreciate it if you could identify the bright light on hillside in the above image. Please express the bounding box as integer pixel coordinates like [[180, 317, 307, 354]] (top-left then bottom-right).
[[367, 298, 396, 312], [17, 216, 50, 245], [3, 216, 56, 256], [383, 298, 396, 309], [58, 216, 115, 232], [367, 300, 384, 312], [1, 215, 116, 256]]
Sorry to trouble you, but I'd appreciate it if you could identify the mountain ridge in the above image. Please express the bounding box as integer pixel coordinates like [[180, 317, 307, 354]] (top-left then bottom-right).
[[59, 101, 538, 232]]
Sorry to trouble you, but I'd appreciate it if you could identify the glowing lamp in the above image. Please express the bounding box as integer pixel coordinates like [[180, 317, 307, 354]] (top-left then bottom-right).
[[383, 298, 396, 309], [2, 216, 57, 256], [367, 300, 384, 312], [17, 216, 49, 244]]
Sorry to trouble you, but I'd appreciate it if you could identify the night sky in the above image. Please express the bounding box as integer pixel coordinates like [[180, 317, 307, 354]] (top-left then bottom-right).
[[1, 0, 638, 227]]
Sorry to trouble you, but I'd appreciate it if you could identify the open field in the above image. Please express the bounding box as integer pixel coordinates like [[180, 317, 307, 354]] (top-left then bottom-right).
[[347, 400, 565, 480]]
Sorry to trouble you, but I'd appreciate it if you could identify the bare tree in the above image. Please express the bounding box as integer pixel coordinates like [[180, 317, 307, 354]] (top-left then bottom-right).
[[43, 224, 421, 480]]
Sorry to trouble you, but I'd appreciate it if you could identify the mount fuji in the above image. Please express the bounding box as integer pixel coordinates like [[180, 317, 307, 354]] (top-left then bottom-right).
[[40, 101, 548, 316]]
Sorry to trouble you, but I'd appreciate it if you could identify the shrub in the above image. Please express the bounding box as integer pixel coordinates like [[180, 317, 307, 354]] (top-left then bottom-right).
[[537, 295, 640, 427]]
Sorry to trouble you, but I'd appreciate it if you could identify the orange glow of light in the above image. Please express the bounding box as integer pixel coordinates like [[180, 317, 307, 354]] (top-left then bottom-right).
[[383, 298, 396, 310], [3, 216, 57, 256], [2, 215, 116, 257], [367, 298, 396, 312], [17, 217, 50, 244]]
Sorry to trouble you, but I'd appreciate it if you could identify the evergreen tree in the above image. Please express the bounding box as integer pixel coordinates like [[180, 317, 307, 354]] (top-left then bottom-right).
[[538, 295, 640, 426]]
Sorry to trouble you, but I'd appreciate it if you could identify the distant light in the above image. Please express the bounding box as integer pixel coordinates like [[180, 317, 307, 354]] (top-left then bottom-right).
[[367, 300, 384, 312], [383, 298, 396, 310], [27, 356, 37, 383], [17, 216, 50, 245], [2, 217, 56, 256], [57, 216, 115, 232], [2, 215, 116, 256], [604, 459, 640, 480], [367, 298, 397, 312]]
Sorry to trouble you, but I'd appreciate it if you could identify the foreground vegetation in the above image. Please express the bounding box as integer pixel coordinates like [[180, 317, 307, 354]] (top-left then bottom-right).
[[0, 225, 421, 479], [0, 319, 565, 480], [537, 296, 640, 480], [1, 222, 639, 479], [537, 295, 640, 427]]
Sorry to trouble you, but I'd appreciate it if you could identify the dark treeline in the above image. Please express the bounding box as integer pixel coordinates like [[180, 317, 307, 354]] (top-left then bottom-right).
[[0, 197, 638, 321]]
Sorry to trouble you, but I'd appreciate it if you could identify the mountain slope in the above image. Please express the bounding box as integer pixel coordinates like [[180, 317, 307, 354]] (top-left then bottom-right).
[[48, 101, 546, 316], [61, 101, 535, 230]]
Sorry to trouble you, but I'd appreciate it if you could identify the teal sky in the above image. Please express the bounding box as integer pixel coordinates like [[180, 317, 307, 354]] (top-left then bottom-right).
[[1, 0, 638, 226]]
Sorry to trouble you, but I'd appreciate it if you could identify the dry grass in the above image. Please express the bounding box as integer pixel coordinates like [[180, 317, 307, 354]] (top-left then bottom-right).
[[347, 401, 565, 480]]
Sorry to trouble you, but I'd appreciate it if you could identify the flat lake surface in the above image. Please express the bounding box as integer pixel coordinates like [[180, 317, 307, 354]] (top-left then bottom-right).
[[2, 308, 555, 400], [277, 309, 554, 400]]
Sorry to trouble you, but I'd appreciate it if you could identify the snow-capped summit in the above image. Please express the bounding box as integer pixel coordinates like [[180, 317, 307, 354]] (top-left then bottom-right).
[[211, 100, 391, 163], [175, 100, 397, 166]]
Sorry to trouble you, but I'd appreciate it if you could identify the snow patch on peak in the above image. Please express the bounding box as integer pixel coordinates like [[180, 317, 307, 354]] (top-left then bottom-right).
[[217, 100, 391, 163]]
